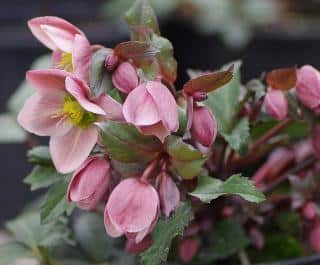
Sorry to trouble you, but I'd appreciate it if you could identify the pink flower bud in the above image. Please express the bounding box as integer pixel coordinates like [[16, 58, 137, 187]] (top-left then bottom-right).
[[249, 226, 265, 249], [125, 236, 153, 254], [112, 62, 139, 94], [67, 156, 110, 210], [309, 223, 320, 252], [302, 202, 317, 220], [192, 91, 207, 102], [105, 53, 119, 71], [263, 90, 288, 121], [293, 140, 313, 163], [191, 105, 217, 147], [297, 65, 320, 112], [158, 173, 180, 217], [178, 238, 198, 263], [312, 126, 320, 159], [104, 178, 160, 243]]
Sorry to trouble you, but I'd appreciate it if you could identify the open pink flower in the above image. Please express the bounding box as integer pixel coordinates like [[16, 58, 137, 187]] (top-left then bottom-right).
[[263, 90, 288, 121], [28, 16, 91, 81], [18, 69, 123, 173], [104, 178, 159, 243], [67, 156, 110, 210], [123, 81, 179, 142]]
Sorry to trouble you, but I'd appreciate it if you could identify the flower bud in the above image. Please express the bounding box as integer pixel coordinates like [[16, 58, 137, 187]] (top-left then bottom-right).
[[263, 90, 288, 121], [105, 53, 119, 71], [191, 105, 217, 147], [67, 156, 110, 210], [192, 91, 207, 102], [309, 223, 320, 252], [178, 238, 198, 263], [302, 202, 317, 220], [112, 62, 139, 94], [249, 226, 265, 249]]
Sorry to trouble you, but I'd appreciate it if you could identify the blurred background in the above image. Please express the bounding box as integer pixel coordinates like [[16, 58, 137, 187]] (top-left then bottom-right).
[[1, 0, 320, 223]]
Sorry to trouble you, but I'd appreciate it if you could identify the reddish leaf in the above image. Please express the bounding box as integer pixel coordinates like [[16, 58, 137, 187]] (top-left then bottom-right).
[[266, 66, 297, 90], [114, 41, 159, 61], [183, 66, 234, 95]]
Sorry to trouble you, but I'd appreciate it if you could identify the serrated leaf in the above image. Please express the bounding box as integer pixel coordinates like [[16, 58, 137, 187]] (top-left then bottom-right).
[[0, 243, 31, 265], [0, 113, 27, 143], [140, 202, 192, 265], [98, 121, 162, 163], [24, 166, 60, 191], [27, 146, 52, 166], [190, 174, 265, 203], [40, 179, 74, 224], [266, 66, 297, 90]]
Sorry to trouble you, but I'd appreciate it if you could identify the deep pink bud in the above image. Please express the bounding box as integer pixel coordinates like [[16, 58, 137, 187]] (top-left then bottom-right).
[[191, 105, 217, 147], [105, 53, 119, 71], [309, 223, 320, 252], [302, 202, 317, 220], [178, 238, 198, 263], [263, 90, 288, 121], [112, 62, 139, 94], [67, 156, 110, 210], [104, 178, 159, 243], [249, 226, 265, 249], [192, 91, 207, 102], [125, 236, 153, 254], [159, 173, 180, 217], [297, 65, 320, 112]]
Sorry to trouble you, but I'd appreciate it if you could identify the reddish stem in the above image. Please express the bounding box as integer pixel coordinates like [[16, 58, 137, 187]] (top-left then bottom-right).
[[140, 157, 160, 182]]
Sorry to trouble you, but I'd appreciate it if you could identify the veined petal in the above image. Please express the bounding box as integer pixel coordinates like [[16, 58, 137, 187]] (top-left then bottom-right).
[[93, 94, 124, 121], [104, 208, 124, 237], [50, 126, 98, 173], [72, 34, 91, 82]]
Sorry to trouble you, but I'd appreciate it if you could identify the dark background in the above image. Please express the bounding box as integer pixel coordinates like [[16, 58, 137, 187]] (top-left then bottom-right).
[[1, 0, 320, 223]]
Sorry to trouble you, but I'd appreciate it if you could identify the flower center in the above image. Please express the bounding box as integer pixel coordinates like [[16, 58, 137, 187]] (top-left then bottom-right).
[[63, 95, 97, 128], [57, 52, 73, 72]]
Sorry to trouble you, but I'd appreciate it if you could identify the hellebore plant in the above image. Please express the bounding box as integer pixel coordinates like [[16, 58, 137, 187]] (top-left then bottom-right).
[[3, 1, 320, 265]]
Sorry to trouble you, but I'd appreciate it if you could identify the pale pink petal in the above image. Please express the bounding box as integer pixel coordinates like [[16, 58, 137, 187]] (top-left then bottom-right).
[[65, 77, 105, 115], [72, 34, 91, 82], [147, 81, 179, 132], [50, 126, 98, 173], [263, 90, 288, 121], [104, 208, 124, 237], [134, 206, 159, 243], [112, 62, 139, 94], [107, 178, 159, 233], [28, 16, 84, 51], [17, 93, 71, 136], [92, 94, 124, 121], [159, 173, 180, 217], [52, 50, 62, 67], [123, 84, 160, 126], [140, 122, 170, 142]]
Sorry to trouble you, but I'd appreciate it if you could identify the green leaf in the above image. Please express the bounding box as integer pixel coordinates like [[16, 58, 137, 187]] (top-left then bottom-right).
[[190, 174, 265, 203], [165, 135, 205, 179], [125, 0, 160, 35], [24, 166, 60, 191], [0, 113, 27, 143], [40, 179, 74, 224], [27, 146, 52, 166], [0, 243, 31, 265], [98, 121, 162, 163], [199, 219, 249, 262], [140, 202, 192, 265]]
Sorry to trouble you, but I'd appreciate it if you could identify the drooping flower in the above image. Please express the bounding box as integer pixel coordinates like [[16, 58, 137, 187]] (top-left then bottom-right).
[[18, 69, 123, 173], [123, 81, 179, 142], [191, 105, 217, 147], [112, 62, 139, 93], [263, 90, 288, 121], [104, 178, 159, 243], [28, 16, 91, 81], [67, 156, 110, 210]]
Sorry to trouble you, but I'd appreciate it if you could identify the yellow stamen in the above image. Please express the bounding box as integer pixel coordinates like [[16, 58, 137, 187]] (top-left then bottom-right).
[[57, 52, 73, 72]]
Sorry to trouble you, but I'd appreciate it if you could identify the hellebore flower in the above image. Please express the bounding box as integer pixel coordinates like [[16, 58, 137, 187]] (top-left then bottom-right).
[[123, 81, 179, 142], [158, 172, 180, 217], [28, 16, 91, 81], [18, 69, 123, 173], [104, 178, 160, 243], [67, 156, 110, 210], [112, 62, 139, 93], [191, 105, 217, 147], [263, 90, 288, 121], [297, 65, 320, 114]]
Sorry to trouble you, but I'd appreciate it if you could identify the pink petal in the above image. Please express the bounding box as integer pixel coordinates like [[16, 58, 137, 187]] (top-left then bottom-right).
[[159, 173, 180, 217], [26, 69, 72, 94], [50, 126, 98, 173], [134, 206, 159, 243], [65, 77, 105, 115], [263, 90, 288, 121], [72, 34, 91, 82], [178, 239, 198, 263], [125, 236, 153, 254], [112, 62, 139, 94], [140, 122, 170, 142], [104, 208, 124, 237], [107, 178, 159, 233], [123, 84, 161, 126], [17, 93, 71, 136], [147, 81, 179, 132], [92, 94, 124, 121], [28, 16, 84, 51]]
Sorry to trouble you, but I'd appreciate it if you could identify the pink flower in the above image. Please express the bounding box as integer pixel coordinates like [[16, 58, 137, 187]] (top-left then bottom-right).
[[309, 223, 320, 252], [178, 238, 198, 263], [191, 105, 217, 147], [112, 62, 139, 93], [18, 69, 123, 173], [67, 156, 110, 210], [125, 236, 153, 254], [123, 81, 179, 142], [158, 172, 180, 217], [312, 126, 320, 159], [297, 65, 320, 113], [28, 16, 91, 81], [104, 178, 159, 243], [302, 202, 317, 220], [263, 90, 288, 121]]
